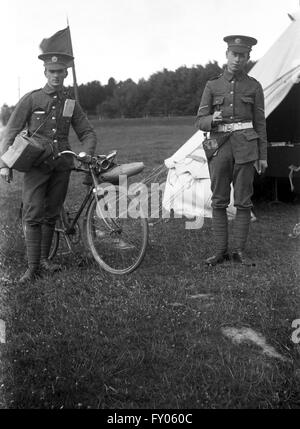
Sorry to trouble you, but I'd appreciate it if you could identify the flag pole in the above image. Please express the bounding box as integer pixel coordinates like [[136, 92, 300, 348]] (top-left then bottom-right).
[[67, 17, 80, 103]]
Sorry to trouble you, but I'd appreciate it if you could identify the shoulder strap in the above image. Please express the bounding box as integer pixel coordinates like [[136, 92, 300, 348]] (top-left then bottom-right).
[[30, 109, 53, 138]]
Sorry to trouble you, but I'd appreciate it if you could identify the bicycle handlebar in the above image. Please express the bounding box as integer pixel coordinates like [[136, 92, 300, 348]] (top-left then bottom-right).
[[57, 150, 117, 171], [57, 150, 79, 158]]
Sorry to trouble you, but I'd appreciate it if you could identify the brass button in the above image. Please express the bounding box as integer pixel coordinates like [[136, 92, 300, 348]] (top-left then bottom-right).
[[52, 116, 56, 120], [53, 139, 58, 143], [52, 128, 56, 132], [52, 106, 55, 110]]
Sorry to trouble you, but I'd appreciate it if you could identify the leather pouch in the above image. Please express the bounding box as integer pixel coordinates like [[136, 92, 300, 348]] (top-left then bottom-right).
[[202, 137, 219, 161], [202, 132, 232, 161]]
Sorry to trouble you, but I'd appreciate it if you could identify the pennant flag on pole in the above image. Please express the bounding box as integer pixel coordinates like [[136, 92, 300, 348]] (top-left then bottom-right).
[[39, 27, 73, 56], [39, 26, 79, 102]]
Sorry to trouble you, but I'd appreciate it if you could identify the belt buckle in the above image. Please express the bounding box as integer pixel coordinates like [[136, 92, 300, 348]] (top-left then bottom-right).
[[227, 124, 233, 132]]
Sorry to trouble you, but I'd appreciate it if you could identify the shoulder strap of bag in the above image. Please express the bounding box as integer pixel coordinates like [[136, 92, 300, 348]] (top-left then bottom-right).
[[216, 131, 233, 150], [29, 109, 54, 138]]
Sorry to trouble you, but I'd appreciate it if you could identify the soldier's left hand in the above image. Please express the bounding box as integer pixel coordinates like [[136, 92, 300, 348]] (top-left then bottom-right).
[[257, 160, 268, 175], [0, 167, 13, 183]]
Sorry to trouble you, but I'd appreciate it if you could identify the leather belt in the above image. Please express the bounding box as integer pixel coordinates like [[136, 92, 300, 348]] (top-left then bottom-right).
[[217, 121, 253, 132]]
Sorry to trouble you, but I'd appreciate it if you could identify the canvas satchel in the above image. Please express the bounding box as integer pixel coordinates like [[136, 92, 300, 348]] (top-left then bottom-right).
[[1, 110, 53, 172]]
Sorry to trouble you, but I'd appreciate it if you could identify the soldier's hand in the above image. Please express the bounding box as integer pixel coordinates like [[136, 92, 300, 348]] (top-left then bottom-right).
[[212, 111, 223, 123], [0, 167, 13, 183], [257, 160, 268, 175]]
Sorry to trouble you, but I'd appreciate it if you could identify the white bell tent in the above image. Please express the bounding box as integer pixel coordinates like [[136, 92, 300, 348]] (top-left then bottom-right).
[[249, 10, 300, 193]]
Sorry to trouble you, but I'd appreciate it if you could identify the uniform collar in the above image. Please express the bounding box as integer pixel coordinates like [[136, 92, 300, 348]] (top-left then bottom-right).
[[223, 68, 247, 81], [43, 84, 66, 97]]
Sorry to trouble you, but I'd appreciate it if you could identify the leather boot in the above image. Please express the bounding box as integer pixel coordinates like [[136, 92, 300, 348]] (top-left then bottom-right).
[[232, 249, 256, 266], [205, 252, 230, 266], [205, 208, 229, 266], [19, 267, 40, 284], [232, 208, 255, 266], [19, 224, 41, 284]]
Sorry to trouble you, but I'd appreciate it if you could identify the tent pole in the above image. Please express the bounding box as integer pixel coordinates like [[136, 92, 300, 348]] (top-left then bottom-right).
[[269, 177, 286, 205], [273, 177, 279, 203]]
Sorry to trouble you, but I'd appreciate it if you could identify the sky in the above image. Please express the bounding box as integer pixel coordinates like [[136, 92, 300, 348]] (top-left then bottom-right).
[[0, 0, 299, 106]]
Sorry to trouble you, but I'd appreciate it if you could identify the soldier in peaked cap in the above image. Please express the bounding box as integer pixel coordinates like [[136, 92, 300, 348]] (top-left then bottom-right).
[[0, 51, 98, 283], [223, 35, 258, 54], [38, 52, 74, 69], [196, 35, 268, 266]]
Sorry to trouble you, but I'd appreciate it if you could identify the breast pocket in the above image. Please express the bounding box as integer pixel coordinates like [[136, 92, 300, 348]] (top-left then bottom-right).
[[241, 96, 254, 118], [29, 111, 46, 130], [212, 96, 224, 112], [241, 96, 254, 105]]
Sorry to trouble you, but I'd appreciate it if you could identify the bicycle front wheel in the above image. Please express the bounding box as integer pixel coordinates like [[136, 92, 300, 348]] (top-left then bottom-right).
[[86, 185, 148, 275]]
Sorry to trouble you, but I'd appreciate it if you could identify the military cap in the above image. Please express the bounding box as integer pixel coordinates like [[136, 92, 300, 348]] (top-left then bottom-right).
[[38, 52, 74, 69], [223, 35, 257, 53]]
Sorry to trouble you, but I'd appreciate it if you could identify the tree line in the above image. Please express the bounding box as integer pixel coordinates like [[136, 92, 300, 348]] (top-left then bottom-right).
[[0, 60, 256, 124]]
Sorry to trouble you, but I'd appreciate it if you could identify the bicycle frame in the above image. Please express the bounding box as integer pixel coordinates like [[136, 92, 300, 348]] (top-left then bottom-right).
[[50, 149, 149, 274], [57, 164, 120, 242]]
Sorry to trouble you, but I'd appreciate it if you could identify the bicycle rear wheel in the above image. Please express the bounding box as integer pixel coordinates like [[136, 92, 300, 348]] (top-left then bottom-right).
[[86, 185, 148, 274]]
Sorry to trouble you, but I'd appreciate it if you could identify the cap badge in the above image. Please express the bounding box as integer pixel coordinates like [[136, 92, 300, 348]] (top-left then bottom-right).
[[235, 38, 242, 44], [51, 56, 58, 63]]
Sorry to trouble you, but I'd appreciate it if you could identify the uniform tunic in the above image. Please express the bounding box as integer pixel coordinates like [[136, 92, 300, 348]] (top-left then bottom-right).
[[0, 84, 98, 225], [196, 69, 267, 209]]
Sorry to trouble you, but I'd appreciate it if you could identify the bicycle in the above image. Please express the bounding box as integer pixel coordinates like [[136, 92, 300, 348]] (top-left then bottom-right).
[[48, 150, 149, 275]]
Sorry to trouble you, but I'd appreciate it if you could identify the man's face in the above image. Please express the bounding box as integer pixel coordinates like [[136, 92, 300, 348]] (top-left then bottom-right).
[[226, 50, 249, 74], [44, 68, 68, 89]]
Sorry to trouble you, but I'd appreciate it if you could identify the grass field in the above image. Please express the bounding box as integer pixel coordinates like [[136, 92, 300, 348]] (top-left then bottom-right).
[[0, 116, 300, 409]]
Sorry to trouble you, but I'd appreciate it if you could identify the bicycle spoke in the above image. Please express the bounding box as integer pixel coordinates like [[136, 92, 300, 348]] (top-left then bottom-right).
[[87, 186, 148, 274]]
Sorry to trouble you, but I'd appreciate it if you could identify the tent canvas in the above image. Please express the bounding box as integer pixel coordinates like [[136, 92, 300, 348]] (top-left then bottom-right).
[[163, 131, 237, 220], [249, 10, 300, 189], [249, 10, 300, 119], [162, 132, 258, 220]]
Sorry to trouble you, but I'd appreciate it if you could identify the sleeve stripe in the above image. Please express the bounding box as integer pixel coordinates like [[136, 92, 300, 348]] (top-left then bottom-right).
[[198, 105, 209, 111]]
